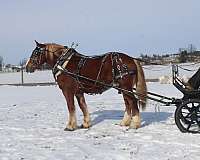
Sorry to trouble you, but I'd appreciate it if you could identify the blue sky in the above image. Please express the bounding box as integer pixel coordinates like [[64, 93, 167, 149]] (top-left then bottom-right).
[[1, 0, 200, 64]]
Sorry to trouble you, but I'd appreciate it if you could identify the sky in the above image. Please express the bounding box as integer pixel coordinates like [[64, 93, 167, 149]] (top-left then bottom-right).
[[0, 0, 200, 64]]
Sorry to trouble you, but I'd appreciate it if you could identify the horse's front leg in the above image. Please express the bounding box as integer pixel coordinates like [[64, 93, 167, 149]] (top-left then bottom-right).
[[62, 89, 77, 131], [76, 93, 91, 128]]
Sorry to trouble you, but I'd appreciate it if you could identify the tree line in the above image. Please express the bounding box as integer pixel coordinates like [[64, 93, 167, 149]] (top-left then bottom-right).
[[140, 50, 200, 64]]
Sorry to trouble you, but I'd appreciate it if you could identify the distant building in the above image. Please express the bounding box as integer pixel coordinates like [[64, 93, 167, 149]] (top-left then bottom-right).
[[179, 44, 197, 53], [3, 64, 21, 72]]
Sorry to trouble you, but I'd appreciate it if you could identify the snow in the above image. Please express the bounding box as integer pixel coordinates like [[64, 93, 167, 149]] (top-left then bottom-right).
[[0, 83, 200, 160], [0, 64, 200, 159], [0, 70, 54, 84]]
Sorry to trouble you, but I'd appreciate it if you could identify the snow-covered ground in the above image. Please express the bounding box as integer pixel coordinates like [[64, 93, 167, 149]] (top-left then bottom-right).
[[0, 82, 200, 160], [0, 64, 200, 160]]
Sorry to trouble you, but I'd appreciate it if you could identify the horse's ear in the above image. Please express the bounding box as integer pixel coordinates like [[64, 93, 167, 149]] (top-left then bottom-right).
[[35, 40, 46, 48], [35, 40, 39, 46]]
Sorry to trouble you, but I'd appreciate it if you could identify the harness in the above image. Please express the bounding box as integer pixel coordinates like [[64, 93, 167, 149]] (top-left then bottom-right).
[[52, 49, 136, 94], [74, 54, 109, 93], [52, 47, 74, 80], [111, 53, 136, 82]]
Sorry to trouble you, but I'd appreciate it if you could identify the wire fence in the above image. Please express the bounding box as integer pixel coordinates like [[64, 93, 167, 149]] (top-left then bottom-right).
[[1, 63, 198, 86]]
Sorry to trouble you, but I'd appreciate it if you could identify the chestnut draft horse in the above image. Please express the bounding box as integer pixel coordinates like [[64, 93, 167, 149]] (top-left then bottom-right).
[[26, 41, 147, 131]]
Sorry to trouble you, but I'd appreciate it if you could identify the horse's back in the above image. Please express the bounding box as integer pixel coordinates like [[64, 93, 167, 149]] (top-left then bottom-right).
[[59, 50, 138, 94]]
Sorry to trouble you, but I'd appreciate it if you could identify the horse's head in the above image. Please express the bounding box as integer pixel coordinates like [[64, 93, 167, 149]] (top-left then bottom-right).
[[26, 40, 48, 73], [26, 41, 68, 73]]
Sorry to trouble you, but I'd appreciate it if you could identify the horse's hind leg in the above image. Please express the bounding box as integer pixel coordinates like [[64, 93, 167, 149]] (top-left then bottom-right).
[[122, 93, 141, 129], [76, 93, 91, 128], [129, 96, 141, 129], [120, 94, 132, 126]]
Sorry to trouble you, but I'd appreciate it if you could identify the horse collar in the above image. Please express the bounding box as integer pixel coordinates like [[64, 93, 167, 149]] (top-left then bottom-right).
[[52, 48, 74, 80]]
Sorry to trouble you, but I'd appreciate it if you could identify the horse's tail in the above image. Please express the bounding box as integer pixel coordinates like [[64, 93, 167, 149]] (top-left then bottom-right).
[[133, 59, 147, 110]]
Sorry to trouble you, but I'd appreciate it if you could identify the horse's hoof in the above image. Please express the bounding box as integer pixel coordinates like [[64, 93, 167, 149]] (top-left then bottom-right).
[[79, 124, 84, 128], [64, 127, 75, 131], [79, 124, 91, 129]]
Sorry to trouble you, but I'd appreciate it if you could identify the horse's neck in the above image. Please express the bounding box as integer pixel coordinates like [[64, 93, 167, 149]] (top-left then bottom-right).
[[46, 47, 76, 68], [46, 50, 62, 68]]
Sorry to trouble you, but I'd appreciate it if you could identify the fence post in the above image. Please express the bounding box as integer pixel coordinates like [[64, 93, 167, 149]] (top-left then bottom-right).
[[21, 66, 24, 84]]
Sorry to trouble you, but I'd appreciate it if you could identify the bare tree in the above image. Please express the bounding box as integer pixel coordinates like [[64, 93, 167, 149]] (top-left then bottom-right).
[[0, 56, 3, 71]]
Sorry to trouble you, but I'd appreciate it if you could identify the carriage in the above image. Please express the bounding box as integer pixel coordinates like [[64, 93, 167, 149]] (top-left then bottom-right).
[[171, 65, 200, 133], [26, 41, 200, 133], [143, 64, 200, 134]]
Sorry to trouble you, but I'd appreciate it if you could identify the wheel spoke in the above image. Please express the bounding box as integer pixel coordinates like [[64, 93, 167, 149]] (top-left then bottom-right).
[[181, 111, 190, 114], [196, 120, 200, 128], [180, 110, 192, 124], [185, 112, 192, 119], [179, 112, 187, 120], [192, 103, 195, 108], [186, 122, 192, 131]]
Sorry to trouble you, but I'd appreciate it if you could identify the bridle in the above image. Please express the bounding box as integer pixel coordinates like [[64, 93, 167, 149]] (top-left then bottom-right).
[[29, 47, 46, 66], [30, 46, 65, 67]]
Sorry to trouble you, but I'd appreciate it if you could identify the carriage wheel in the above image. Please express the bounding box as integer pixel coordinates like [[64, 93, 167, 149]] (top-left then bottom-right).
[[175, 99, 200, 133]]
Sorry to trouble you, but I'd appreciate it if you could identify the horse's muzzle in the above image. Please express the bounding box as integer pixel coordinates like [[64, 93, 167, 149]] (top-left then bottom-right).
[[26, 67, 35, 73], [25, 59, 35, 73], [26, 64, 35, 73]]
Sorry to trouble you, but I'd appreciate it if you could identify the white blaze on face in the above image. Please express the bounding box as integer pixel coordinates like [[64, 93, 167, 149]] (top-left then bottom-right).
[[25, 58, 30, 67]]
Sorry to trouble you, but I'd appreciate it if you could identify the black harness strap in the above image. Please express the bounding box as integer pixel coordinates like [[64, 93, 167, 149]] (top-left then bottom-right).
[[94, 54, 108, 85], [75, 57, 87, 88], [111, 53, 136, 82], [52, 48, 74, 80], [76, 57, 87, 78], [53, 50, 137, 95], [75, 54, 109, 93]]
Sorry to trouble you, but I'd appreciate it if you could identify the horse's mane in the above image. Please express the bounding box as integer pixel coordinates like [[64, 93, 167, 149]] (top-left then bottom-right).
[[44, 43, 80, 55], [45, 43, 64, 47]]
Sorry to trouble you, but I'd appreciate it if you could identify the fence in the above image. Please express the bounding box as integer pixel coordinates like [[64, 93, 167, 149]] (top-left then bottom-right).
[[0, 69, 56, 86]]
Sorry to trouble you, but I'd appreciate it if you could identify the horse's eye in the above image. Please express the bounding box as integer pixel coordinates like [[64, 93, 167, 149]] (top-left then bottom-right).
[[33, 47, 43, 56]]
